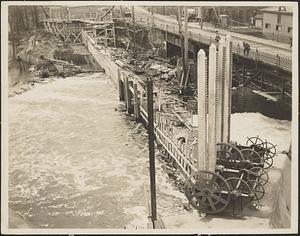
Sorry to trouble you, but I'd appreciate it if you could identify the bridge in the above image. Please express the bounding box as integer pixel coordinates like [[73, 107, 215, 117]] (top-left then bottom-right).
[[43, 6, 292, 73], [133, 6, 292, 73]]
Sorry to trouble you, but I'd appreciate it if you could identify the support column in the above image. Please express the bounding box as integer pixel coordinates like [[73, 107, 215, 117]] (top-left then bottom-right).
[[183, 6, 189, 78], [208, 44, 217, 172], [197, 49, 208, 170], [216, 42, 225, 143], [222, 35, 233, 143]]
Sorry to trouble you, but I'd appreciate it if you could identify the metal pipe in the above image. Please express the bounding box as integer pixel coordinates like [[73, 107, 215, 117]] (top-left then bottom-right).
[[146, 78, 157, 227]]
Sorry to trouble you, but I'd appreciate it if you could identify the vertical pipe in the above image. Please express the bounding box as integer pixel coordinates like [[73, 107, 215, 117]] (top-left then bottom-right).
[[147, 78, 157, 227]]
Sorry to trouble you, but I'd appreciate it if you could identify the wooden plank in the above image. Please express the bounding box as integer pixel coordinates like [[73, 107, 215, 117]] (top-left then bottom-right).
[[171, 111, 192, 131]]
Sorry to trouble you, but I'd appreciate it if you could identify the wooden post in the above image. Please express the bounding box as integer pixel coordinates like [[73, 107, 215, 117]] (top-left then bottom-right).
[[132, 6, 136, 45], [178, 6, 185, 76], [281, 78, 285, 102], [134, 83, 140, 121], [158, 88, 162, 111], [147, 78, 157, 228], [242, 64, 245, 85], [118, 69, 124, 101], [183, 6, 189, 80], [260, 72, 264, 91], [140, 91, 144, 112], [127, 80, 134, 114], [124, 76, 129, 111]]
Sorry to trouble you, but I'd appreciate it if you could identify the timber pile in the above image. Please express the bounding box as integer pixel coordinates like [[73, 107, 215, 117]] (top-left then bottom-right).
[[108, 47, 185, 96], [15, 30, 102, 79]]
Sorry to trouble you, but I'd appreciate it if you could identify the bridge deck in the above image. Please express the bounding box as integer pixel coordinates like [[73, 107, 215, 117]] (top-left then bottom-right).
[[134, 6, 292, 72]]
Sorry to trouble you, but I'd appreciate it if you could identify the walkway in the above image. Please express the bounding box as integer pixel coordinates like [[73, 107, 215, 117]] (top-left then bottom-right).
[[134, 6, 292, 72], [8, 73, 185, 229]]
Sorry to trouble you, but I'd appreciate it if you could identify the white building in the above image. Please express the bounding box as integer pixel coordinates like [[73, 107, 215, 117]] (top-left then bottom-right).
[[261, 6, 293, 43]]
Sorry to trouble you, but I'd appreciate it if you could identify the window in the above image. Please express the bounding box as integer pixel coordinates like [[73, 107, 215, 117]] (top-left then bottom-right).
[[277, 14, 282, 24], [288, 27, 293, 33], [265, 23, 271, 29], [276, 25, 282, 31]]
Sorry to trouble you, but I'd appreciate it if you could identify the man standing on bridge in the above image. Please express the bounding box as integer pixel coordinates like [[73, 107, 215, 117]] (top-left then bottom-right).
[[199, 17, 203, 29], [215, 31, 221, 43]]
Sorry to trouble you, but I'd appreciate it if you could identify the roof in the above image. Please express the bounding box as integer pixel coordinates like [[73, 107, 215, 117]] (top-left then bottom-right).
[[261, 6, 293, 15], [254, 14, 263, 19]]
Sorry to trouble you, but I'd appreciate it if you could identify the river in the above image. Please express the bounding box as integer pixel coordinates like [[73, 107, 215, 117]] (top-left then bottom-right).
[[8, 73, 186, 229]]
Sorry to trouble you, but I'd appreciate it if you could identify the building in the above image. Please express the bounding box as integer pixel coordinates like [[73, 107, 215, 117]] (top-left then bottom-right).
[[254, 14, 263, 28], [260, 6, 293, 43]]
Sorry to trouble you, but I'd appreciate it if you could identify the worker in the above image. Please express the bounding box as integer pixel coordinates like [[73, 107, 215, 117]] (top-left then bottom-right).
[[245, 43, 251, 56], [199, 17, 203, 29], [242, 42, 247, 55], [215, 31, 221, 43]]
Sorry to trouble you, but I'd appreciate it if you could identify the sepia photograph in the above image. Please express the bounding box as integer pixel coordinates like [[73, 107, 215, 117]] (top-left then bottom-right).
[[1, 1, 298, 234]]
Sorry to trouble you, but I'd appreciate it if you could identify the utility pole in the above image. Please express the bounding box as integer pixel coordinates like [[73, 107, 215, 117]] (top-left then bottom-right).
[[132, 6, 136, 46], [178, 6, 185, 76], [163, 6, 167, 58], [183, 6, 189, 81], [151, 6, 154, 27], [146, 78, 157, 228]]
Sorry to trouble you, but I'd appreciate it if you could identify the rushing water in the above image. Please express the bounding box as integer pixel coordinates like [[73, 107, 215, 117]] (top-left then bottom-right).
[[232, 87, 292, 121], [7, 59, 291, 229], [8, 73, 186, 229]]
